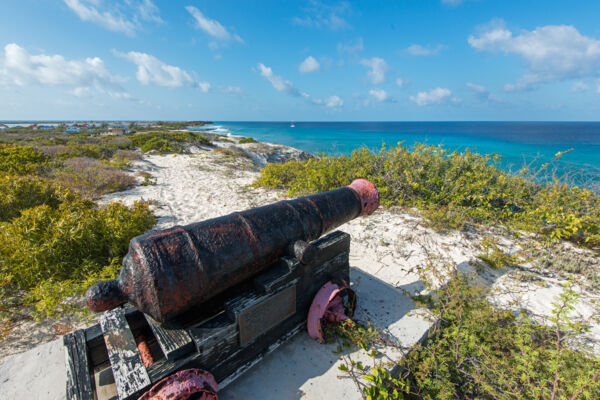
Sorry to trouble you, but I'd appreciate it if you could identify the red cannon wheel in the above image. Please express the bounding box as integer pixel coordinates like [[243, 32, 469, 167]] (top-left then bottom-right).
[[138, 368, 218, 400], [307, 280, 357, 343]]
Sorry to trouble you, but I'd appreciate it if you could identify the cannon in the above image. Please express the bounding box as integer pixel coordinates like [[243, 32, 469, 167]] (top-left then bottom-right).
[[64, 180, 379, 400]]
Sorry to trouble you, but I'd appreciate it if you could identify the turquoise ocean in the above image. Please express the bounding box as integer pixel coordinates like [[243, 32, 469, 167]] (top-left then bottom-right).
[[204, 122, 600, 190]]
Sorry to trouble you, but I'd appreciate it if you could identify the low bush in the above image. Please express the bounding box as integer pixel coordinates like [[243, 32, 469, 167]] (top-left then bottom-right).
[[238, 137, 257, 144], [102, 149, 141, 169], [254, 143, 600, 247], [0, 175, 76, 222], [0, 200, 155, 317], [348, 274, 600, 400], [36, 145, 72, 156], [0, 144, 49, 175], [130, 131, 212, 154], [53, 157, 136, 198], [66, 137, 134, 160]]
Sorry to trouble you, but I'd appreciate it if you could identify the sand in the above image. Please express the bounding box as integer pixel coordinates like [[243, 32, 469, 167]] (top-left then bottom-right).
[[1, 139, 598, 399]]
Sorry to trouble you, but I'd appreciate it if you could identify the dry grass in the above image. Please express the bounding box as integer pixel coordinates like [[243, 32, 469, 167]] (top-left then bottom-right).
[[36, 145, 71, 155], [114, 149, 142, 161], [52, 157, 136, 198]]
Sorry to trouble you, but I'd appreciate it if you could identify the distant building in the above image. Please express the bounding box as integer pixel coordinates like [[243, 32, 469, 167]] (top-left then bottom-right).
[[66, 127, 81, 133], [101, 127, 127, 136]]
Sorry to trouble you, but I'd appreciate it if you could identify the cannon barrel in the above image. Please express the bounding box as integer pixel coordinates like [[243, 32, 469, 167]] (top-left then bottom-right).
[[85, 179, 379, 322]]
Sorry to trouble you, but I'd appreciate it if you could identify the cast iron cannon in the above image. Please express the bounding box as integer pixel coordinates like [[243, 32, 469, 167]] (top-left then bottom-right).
[[67, 180, 379, 400], [86, 179, 379, 323]]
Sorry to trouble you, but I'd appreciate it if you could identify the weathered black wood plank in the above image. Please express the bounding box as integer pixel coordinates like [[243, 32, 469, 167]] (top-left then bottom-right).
[[253, 257, 297, 293], [100, 307, 151, 400], [190, 312, 238, 366], [312, 230, 350, 265], [64, 329, 94, 400], [146, 311, 237, 382], [144, 314, 194, 360]]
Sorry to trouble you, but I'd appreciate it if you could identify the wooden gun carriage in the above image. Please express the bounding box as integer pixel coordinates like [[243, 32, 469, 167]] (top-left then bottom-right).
[[64, 180, 379, 400]]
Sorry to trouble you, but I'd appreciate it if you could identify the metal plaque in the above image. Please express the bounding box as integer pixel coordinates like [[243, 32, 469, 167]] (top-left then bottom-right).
[[238, 285, 296, 346]]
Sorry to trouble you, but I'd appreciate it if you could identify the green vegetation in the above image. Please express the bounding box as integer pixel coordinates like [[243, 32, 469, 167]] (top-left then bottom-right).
[[0, 198, 154, 316], [238, 137, 258, 144], [0, 144, 50, 175], [52, 157, 136, 198], [333, 272, 600, 400], [133, 121, 211, 132], [476, 237, 520, 269], [254, 143, 600, 247], [0, 131, 162, 319], [0, 176, 155, 318], [0, 175, 65, 222], [130, 131, 212, 154]]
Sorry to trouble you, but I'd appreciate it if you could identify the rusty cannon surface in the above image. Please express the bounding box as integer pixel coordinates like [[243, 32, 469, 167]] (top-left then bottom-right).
[[85, 179, 379, 323]]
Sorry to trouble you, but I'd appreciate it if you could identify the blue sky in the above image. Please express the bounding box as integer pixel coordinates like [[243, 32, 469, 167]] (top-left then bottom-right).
[[1, 0, 600, 121]]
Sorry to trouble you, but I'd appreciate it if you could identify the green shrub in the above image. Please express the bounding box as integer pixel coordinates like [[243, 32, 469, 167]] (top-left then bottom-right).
[[0, 175, 76, 222], [333, 272, 600, 400], [369, 276, 599, 399], [0, 144, 49, 175], [0, 200, 155, 317], [254, 143, 600, 247], [130, 131, 212, 154], [238, 137, 258, 144], [66, 137, 134, 160], [102, 150, 141, 169]]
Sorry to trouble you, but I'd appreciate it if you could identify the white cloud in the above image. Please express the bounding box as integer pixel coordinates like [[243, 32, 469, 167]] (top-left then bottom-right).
[[222, 85, 244, 95], [406, 44, 444, 56], [135, 0, 163, 23], [360, 57, 388, 84], [292, 1, 351, 31], [469, 21, 600, 90], [257, 63, 299, 96], [396, 78, 406, 88], [197, 82, 211, 93], [298, 56, 320, 74], [257, 62, 342, 109], [369, 89, 390, 102], [63, 0, 162, 36], [185, 6, 243, 44], [69, 86, 93, 97], [115, 50, 209, 90], [570, 81, 589, 93], [410, 87, 452, 106], [337, 37, 364, 54], [466, 82, 503, 103], [0, 43, 121, 89], [107, 91, 134, 100], [324, 95, 343, 108]]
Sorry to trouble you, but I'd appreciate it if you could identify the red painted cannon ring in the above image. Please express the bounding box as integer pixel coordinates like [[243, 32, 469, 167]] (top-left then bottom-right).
[[307, 281, 357, 343]]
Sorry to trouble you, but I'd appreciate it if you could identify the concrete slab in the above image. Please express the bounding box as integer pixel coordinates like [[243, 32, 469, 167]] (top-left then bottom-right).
[[0, 338, 66, 400]]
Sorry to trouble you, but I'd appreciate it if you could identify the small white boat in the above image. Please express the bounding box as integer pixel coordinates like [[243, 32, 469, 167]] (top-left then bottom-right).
[[290, 123, 295, 128]]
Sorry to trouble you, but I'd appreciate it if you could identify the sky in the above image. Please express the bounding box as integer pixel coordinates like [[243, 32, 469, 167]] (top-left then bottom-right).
[[1, 0, 600, 121]]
